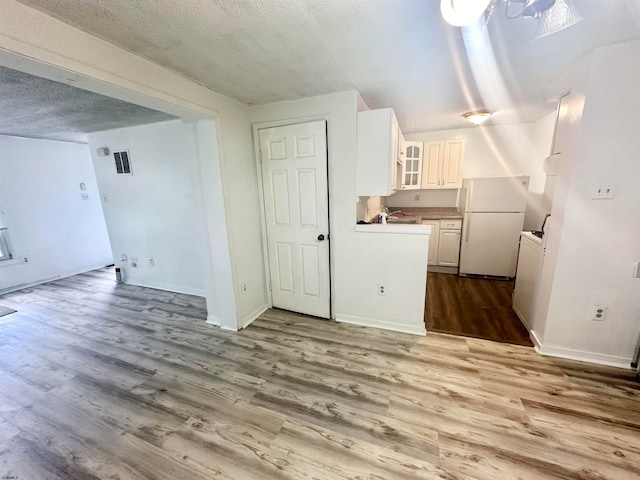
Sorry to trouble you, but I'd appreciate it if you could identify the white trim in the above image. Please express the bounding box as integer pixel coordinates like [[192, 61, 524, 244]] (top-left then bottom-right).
[[240, 303, 269, 329], [220, 324, 239, 332], [530, 329, 544, 350], [336, 314, 426, 336], [121, 279, 204, 297], [427, 265, 458, 274], [532, 332, 633, 370], [0, 262, 113, 295], [355, 224, 432, 235], [206, 314, 240, 332]]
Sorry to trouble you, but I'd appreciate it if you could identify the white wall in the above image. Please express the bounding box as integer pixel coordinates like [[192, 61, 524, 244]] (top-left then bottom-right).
[[88, 120, 206, 295], [250, 92, 429, 335], [396, 119, 555, 229], [0, 135, 112, 292], [0, 1, 267, 330], [534, 42, 640, 368]]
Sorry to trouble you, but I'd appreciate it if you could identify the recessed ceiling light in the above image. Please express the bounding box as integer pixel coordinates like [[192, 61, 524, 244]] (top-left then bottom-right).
[[440, 0, 492, 27], [463, 110, 493, 125]]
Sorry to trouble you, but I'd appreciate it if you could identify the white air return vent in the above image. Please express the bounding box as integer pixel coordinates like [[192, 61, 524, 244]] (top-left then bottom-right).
[[114, 150, 132, 175]]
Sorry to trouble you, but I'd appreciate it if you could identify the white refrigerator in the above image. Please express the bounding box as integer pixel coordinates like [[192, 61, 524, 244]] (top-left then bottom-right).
[[459, 176, 530, 277]]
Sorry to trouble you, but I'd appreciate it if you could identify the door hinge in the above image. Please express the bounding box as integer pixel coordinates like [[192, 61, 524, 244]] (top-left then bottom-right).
[[269, 282, 272, 292], [259, 150, 263, 162]]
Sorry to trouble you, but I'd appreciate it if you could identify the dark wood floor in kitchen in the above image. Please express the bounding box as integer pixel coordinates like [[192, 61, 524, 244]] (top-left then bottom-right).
[[0, 268, 639, 479], [426, 272, 533, 346]]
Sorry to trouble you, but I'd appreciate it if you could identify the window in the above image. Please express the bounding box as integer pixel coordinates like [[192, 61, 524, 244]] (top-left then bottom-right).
[[0, 228, 13, 261]]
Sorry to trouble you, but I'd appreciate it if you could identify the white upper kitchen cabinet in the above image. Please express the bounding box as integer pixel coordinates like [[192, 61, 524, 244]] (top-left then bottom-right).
[[421, 139, 465, 189], [401, 141, 423, 190], [357, 108, 404, 196]]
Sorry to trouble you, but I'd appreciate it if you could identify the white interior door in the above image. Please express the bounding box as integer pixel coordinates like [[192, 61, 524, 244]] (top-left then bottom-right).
[[259, 120, 330, 318]]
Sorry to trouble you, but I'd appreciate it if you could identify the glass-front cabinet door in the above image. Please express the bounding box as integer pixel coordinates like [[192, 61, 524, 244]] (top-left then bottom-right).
[[402, 141, 423, 189]]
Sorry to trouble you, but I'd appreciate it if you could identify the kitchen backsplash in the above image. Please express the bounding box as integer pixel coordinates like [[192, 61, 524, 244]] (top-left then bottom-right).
[[383, 189, 459, 208]]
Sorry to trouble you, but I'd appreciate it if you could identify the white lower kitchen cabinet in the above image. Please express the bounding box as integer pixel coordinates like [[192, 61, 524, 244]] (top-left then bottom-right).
[[421, 219, 461, 268], [438, 230, 461, 267], [421, 220, 440, 266]]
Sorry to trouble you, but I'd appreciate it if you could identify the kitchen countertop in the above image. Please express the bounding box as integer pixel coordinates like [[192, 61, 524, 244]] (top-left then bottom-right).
[[386, 207, 463, 223]]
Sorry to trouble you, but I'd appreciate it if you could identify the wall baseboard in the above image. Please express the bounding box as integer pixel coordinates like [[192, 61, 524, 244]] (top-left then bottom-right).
[[427, 265, 458, 274], [530, 329, 543, 350], [123, 279, 204, 297], [206, 315, 238, 332], [0, 262, 113, 295], [220, 324, 239, 332], [240, 303, 269, 330], [336, 314, 426, 336], [532, 331, 633, 370]]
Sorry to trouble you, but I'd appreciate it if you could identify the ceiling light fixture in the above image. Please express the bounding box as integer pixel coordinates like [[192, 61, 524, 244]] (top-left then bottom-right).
[[440, 0, 492, 27], [463, 111, 493, 125], [531, 0, 583, 38], [505, 0, 556, 19], [442, 0, 582, 38]]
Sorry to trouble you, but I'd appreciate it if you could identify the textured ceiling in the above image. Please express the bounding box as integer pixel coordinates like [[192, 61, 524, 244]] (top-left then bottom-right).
[[14, 0, 640, 132], [0, 66, 177, 143]]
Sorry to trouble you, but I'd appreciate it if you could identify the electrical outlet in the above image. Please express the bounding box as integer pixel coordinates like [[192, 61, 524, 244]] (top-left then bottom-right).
[[377, 284, 387, 296], [80, 193, 89, 200], [21, 256, 29, 264], [414, 193, 420, 201], [131, 257, 138, 268], [121, 253, 127, 262], [591, 305, 607, 321], [591, 184, 615, 199], [148, 257, 155, 267], [241, 282, 247, 295]]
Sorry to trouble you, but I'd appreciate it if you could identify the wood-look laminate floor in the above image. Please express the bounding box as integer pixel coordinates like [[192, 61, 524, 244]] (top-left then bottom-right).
[[0, 269, 639, 479], [426, 272, 533, 346]]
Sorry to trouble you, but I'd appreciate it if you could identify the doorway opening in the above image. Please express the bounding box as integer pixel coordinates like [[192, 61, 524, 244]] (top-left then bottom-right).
[[425, 273, 532, 346]]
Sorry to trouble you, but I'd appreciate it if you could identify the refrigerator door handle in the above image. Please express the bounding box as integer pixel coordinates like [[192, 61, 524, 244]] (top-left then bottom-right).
[[466, 180, 474, 212], [464, 215, 471, 242]]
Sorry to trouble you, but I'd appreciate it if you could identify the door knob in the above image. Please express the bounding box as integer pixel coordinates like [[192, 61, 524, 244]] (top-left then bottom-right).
[[317, 234, 325, 241]]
